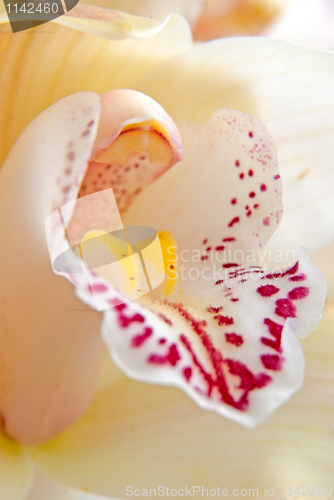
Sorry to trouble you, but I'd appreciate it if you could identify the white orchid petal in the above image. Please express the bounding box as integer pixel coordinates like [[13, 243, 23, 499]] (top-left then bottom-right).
[[0, 433, 34, 500], [56, 5, 192, 47], [79, 0, 204, 27], [30, 305, 334, 497], [0, 92, 104, 444], [100, 247, 325, 428], [136, 37, 334, 254], [0, 8, 191, 168]]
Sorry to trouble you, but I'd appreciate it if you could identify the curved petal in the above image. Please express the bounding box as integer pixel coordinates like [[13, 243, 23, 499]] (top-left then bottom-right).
[[263, 0, 334, 50], [0, 433, 34, 500], [192, 0, 285, 40], [30, 306, 334, 497], [125, 108, 281, 298], [78, 0, 204, 27], [0, 92, 104, 444], [25, 468, 114, 500], [136, 37, 334, 254], [0, 7, 191, 167], [100, 248, 325, 427]]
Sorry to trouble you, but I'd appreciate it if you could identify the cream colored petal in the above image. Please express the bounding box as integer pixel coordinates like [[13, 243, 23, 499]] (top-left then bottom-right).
[[0, 93, 104, 444], [30, 306, 334, 497], [263, 0, 334, 50], [25, 468, 115, 500], [0, 7, 191, 167], [79, 0, 204, 27], [310, 240, 334, 302], [136, 37, 334, 255], [0, 432, 34, 500]]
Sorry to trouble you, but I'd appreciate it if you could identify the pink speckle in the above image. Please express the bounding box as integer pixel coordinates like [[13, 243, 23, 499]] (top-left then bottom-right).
[[131, 328, 152, 347], [231, 198, 237, 205], [225, 333, 244, 346], [159, 338, 166, 344], [249, 192, 256, 198], [228, 216, 240, 227], [261, 318, 283, 352], [289, 274, 307, 282], [248, 131, 254, 138], [263, 217, 270, 226], [147, 344, 180, 366], [257, 284, 280, 297], [288, 287, 310, 300], [223, 237, 236, 242], [253, 204, 259, 209], [201, 255, 209, 261], [203, 238, 208, 245], [89, 283, 108, 293], [183, 367, 192, 381], [215, 280, 224, 285], [260, 184, 267, 192], [206, 246, 212, 252], [215, 245, 225, 252], [248, 170, 254, 177], [66, 151, 75, 162], [261, 354, 282, 371], [274, 175, 280, 180], [235, 160, 240, 167], [214, 314, 234, 326], [239, 173, 244, 179], [222, 263, 239, 268], [275, 298, 296, 319], [206, 306, 223, 314]]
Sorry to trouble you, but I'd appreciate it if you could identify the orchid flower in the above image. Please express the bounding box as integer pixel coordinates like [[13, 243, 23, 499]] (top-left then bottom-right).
[[0, 5, 334, 500]]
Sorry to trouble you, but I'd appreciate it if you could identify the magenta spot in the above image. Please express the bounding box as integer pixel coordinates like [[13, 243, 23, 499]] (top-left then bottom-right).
[[289, 274, 307, 282], [288, 287, 310, 300], [228, 216, 240, 227], [231, 298, 239, 302], [131, 328, 152, 347], [214, 314, 234, 326], [66, 151, 75, 162], [274, 174, 280, 180], [261, 354, 282, 371], [89, 283, 108, 293], [183, 367, 192, 381], [201, 255, 209, 261], [239, 173, 244, 179], [248, 131, 254, 138], [223, 237, 236, 242], [257, 284, 280, 297], [260, 184, 267, 192], [215, 245, 225, 252], [87, 120, 95, 127], [82, 129, 90, 137], [263, 217, 270, 226], [222, 263, 239, 268], [202, 238, 208, 245], [261, 318, 283, 352], [231, 198, 237, 205], [215, 280, 224, 285], [147, 344, 180, 366], [248, 170, 254, 177], [225, 333, 244, 346], [235, 160, 240, 167], [206, 306, 223, 314], [253, 203, 259, 209], [275, 298, 296, 318], [206, 246, 212, 252], [159, 338, 166, 344], [64, 166, 72, 176]]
